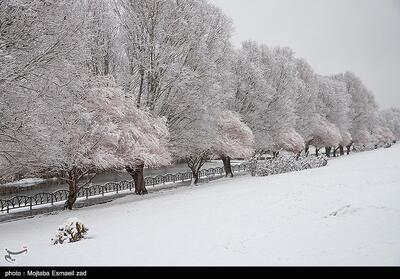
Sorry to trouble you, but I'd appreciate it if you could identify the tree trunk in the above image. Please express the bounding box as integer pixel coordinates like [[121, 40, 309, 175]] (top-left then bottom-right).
[[339, 145, 344, 156], [305, 144, 310, 157], [221, 155, 234, 177], [104, 52, 110, 76], [64, 168, 80, 210], [305, 139, 313, 157], [136, 68, 144, 109], [316, 148, 320, 157], [325, 147, 332, 157], [191, 170, 200, 185], [64, 180, 78, 210], [346, 145, 351, 155], [126, 164, 147, 195], [186, 153, 208, 185], [146, 72, 159, 111], [333, 147, 338, 157]]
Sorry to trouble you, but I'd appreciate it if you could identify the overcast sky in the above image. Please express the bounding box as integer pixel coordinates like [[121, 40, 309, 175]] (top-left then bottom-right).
[[211, 0, 400, 109]]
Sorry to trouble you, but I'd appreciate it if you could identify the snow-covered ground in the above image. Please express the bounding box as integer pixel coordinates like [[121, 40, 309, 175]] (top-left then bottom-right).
[[1, 145, 400, 266]]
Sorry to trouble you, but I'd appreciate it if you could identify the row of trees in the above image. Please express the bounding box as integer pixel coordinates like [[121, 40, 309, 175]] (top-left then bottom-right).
[[1, 0, 399, 209], [233, 42, 399, 158]]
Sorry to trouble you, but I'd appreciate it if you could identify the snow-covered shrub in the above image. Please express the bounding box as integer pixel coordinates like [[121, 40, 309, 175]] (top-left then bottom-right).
[[353, 130, 375, 147], [297, 155, 329, 170], [309, 117, 342, 149], [340, 131, 352, 147], [276, 128, 305, 154], [353, 144, 378, 153], [373, 127, 396, 146], [253, 153, 328, 177], [249, 157, 258, 177], [352, 127, 395, 152], [52, 218, 88, 245]]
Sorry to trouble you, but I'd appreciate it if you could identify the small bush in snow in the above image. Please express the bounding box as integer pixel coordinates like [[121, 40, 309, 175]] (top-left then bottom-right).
[[353, 144, 378, 152], [252, 153, 328, 177], [52, 218, 88, 245], [353, 141, 395, 153], [249, 157, 258, 176]]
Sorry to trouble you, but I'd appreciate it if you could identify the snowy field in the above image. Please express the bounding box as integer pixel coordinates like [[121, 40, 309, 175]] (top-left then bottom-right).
[[1, 145, 400, 266]]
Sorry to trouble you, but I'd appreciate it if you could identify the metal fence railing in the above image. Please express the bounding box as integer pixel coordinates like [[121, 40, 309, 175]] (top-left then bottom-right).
[[0, 163, 249, 214]]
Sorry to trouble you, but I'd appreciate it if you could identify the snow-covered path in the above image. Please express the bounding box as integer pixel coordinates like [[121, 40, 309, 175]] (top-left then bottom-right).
[[1, 145, 400, 266]]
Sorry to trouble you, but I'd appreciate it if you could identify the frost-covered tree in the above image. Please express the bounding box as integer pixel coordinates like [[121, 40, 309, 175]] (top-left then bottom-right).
[[114, 0, 232, 112], [115, 0, 234, 185], [0, 0, 83, 87], [379, 108, 400, 141], [260, 46, 300, 154], [0, 0, 85, 154], [231, 44, 271, 154], [0, 1, 171, 207], [169, 108, 216, 185], [372, 127, 396, 146], [333, 72, 379, 148], [354, 129, 376, 148], [339, 131, 353, 155], [212, 111, 254, 177], [294, 58, 319, 145], [276, 129, 305, 157], [2, 0, 398, 198], [315, 75, 351, 156], [0, 76, 171, 209], [232, 42, 302, 156], [84, 0, 120, 77], [114, 0, 182, 110], [307, 117, 342, 157]]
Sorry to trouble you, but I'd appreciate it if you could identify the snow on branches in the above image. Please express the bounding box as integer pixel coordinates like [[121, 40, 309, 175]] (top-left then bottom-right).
[[354, 129, 376, 147], [212, 110, 254, 177], [276, 128, 305, 155], [308, 117, 342, 150], [372, 127, 396, 146], [1, 0, 399, 203], [213, 111, 254, 159], [52, 218, 89, 245], [1, 76, 171, 176], [379, 108, 400, 141], [0, 76, 171, 209]]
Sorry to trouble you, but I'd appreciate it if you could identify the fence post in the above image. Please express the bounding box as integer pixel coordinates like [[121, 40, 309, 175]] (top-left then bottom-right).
[[29, 197, 32, 211], [51, 194, 54, 206], [86, 188, 89, 200]]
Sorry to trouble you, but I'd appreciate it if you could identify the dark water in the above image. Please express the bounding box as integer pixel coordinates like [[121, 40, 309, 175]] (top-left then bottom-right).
[[0, 162, 224, 199]]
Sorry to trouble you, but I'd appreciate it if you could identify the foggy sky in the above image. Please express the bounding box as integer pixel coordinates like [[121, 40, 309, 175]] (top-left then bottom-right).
[[212, 0, 400, 109]]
